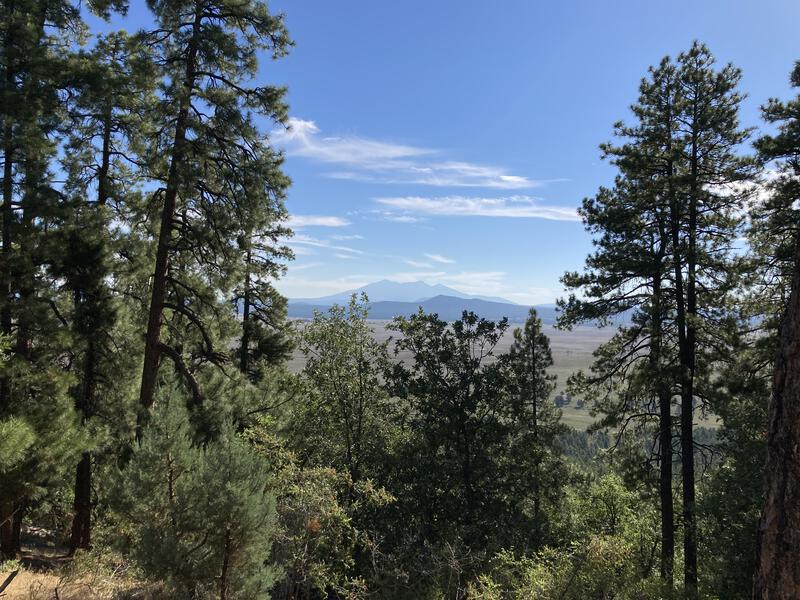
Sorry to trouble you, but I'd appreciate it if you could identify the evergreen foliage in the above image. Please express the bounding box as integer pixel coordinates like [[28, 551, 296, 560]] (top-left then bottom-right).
[[0, 3, 795, 597], [111, 393, 278, 599]]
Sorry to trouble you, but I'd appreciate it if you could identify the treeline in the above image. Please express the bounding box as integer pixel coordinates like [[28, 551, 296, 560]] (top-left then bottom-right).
[[0, 0, 799, 598]]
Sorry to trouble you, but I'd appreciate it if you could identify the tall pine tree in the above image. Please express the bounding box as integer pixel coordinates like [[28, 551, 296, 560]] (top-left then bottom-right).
[[136, 0, 292, 434]]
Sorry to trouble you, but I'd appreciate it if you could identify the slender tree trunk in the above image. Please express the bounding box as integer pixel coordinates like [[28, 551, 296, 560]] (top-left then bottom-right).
[[10, 504, 21, 553], [69, 339, 97, 552], [659, 383, 675, 586], [0, 501, 15, 559], [669, 171, 696, 599], [138, 10, 202, 436], [0, 121, 13, 411], [0, 0, 16, 415], [681, 134, 700, 600], [7, 159, 35, 554], [69, 452, 91, 552], [529, 332, 541, 534], [753, 235, 800, 599], [69, 105, 112, 552], [651, 273, 674, 589]]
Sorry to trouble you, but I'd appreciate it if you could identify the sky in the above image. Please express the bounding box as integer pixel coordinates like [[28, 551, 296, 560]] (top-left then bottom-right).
[[114, 0, 800, 305]]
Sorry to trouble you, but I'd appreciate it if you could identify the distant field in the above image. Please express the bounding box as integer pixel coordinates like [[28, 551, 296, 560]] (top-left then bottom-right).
[[288, 320, 615, 430]]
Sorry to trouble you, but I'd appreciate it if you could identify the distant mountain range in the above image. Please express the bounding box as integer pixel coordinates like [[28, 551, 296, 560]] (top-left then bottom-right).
[[288, 280, 558, 324], [291, 279, 515, 305]]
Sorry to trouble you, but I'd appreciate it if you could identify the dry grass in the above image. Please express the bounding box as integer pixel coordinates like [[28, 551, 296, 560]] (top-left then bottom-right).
[[0, 543, 161, 600]]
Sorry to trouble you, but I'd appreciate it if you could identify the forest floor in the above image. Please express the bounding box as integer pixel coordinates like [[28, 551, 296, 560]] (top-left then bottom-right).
[[0, 529, 154, 600]]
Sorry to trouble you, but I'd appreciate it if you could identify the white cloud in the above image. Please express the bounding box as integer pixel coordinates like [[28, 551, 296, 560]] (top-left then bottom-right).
[[373, 210, 422, 223], [288, 233, 363, 255], [375, 195, 579, 221], [425, 253, 455, 264], [404, 259, 434, 268], [331, 234, 364, 240], [273, 118, 541, 189], [335, 253, 356, 260], [288, 215, 351, 228], [273, 118, 429, 166]]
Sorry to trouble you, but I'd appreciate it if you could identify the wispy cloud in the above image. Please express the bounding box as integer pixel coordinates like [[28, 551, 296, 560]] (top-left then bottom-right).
[[289, 245, 315, 256], [291, 261, 324, 270], [288, 233, 363, 256], [425, 253, 455, 264], [404, 259, 434, 268], [273, 118, 542, 189], [288, 215, 351, 228], [274, 118, 429, 166], [372, 210, 423, 223], [335, 253, 356, 260], [331, 234, 364, 240], [375, 195, 579, 221]]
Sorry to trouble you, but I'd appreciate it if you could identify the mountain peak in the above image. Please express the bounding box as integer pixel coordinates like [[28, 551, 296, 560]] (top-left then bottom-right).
[[291, 279, 515, 305]]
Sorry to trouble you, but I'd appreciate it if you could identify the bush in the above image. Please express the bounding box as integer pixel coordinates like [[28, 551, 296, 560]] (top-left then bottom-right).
[[468, 475, 665, 600], [110, 397, 277, 599]]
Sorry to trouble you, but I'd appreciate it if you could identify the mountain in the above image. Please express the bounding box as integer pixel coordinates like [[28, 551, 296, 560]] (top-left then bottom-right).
[[291, 279, 515, 305], [288, 294, 557, 324]]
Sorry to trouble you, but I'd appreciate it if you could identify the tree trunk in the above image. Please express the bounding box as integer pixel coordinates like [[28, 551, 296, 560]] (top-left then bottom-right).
[[69, 332, 96, 553], [137, 9, 202, 437], [0, 500, 16, 560], [753, 236, 800, 599], [69, 453, 92, 552], [651, 272, 674, 589], [0, 120, 13, 412], [658, 383, 675, 588], [10, 503, 21, 554], [69, 103, 112, 553], [529, 331, 541, 535], [681, 129, 700, 600], [0, 0, 16, 415]]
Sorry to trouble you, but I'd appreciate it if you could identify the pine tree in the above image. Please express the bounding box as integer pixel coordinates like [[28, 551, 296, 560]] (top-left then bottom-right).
[[501, 308, 566, 545], [387, 311, 520, 550], [671, 45, 752, 596], [236, 222, 294, 381], [136, 0, 292, 435], [57, 30, 156, 553], [0, 0, 90, 558], [558, 61, 681, 588], [753, 61, 800, 600], [559, 44, 753, 595], [112, 390, 278, 599]]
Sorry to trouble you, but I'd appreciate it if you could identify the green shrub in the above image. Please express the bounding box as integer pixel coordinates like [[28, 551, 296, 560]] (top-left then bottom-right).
[[110, 397, 277, 599]]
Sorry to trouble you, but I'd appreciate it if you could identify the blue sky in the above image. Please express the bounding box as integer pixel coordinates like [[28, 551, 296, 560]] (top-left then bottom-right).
[[107, 0, 800, 304]]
